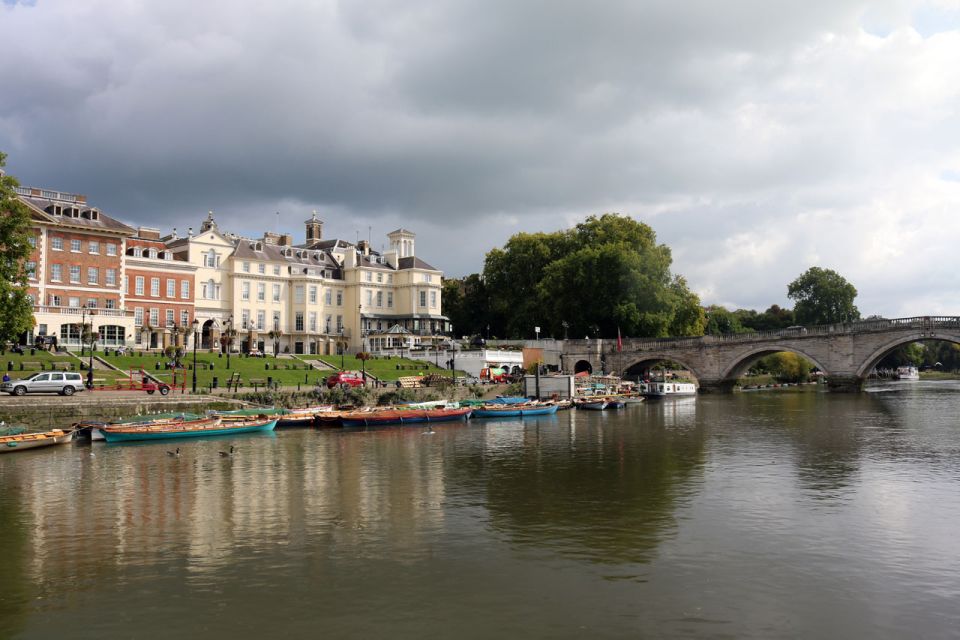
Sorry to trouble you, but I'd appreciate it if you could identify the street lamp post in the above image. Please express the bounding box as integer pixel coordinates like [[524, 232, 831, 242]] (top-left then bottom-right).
[[225, 316, 233, 370], [87, 329, 95, 390], [451, 341, 456, 387], [358, 303, 363, 354], [339, 327, 344, 370], [192, 319, 199, 393], [80, 309, 86, 357]]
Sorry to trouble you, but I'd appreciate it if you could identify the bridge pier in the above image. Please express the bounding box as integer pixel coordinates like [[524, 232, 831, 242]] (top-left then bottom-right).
[[697, 379, 737, 394], [824, 375, 865, 393]]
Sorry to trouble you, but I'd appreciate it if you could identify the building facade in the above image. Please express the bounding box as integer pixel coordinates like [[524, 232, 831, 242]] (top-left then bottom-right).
[[124, 227, 198, 350], [15, 187, 449, 353], [177, 212, 450, 355], [17, 186, 136, 348]]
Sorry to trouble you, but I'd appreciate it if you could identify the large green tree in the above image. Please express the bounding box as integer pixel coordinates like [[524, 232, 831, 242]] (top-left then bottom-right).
[[484, 230, 572, 338], [787, 267, 860, 326], [483, 214, 703, 339], [0, 153, 34, 344]]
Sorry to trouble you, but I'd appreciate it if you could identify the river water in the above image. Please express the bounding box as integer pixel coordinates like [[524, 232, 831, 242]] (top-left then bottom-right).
[[2, 383, 960, 639]]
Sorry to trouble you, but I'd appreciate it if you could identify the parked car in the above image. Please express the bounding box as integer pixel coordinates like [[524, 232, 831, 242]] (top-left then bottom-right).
[[2, 372, 86, 396], [326, 371, 365, 389]]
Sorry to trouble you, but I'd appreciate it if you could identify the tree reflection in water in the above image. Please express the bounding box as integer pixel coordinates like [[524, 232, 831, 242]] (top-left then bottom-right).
[[475, 413, 707, 564]]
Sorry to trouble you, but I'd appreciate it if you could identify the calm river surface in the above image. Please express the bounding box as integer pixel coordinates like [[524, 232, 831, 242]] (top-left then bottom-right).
[[2, 383, 960, 639]]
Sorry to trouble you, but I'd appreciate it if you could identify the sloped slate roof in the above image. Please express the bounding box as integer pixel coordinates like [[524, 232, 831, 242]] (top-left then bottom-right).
[[397, 256, 437, 270], [21, 197, 135, 234]]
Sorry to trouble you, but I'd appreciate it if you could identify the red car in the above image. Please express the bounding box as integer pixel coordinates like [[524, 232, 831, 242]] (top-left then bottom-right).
[[326, 371, 365, 389]]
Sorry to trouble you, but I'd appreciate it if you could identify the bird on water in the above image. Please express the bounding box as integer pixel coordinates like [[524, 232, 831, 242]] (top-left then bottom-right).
[[167, 447, 180, 457], [219, 445, 235, 457]]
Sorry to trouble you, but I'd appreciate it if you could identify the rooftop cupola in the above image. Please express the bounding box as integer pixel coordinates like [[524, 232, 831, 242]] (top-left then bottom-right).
[[200, 210, 218, 233], [387, 228, 416, 258], [305, 210, 324, 242]]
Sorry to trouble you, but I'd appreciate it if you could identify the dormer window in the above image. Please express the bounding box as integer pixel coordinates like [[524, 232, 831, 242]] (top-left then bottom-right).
[[252, 242, 263, 252], [147, 248, 158, 259], [164, 252, 173, 261], [132, 247, 142, 257]]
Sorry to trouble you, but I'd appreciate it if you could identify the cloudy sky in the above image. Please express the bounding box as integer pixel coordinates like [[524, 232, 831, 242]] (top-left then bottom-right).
[[2, 0, 959, 318]]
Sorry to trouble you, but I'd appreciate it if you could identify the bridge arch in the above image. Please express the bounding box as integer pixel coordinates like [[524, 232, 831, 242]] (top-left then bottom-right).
[[720, 344, 831, 380], [620, 354, 704, 382], [856, 331, 960, 378], [573, 359, 593, 374]]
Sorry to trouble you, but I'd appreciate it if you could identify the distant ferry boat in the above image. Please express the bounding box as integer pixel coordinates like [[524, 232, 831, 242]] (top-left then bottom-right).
[[642, 381, 698, 397], [895, 366, 920, 381]]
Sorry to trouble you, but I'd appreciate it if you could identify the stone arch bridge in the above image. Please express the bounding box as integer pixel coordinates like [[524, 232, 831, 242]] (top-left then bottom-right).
[[560, 316, 959, 392]]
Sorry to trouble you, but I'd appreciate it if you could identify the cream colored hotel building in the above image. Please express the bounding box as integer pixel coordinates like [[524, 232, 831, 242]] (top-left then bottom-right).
[[166, 211, 449, 355]]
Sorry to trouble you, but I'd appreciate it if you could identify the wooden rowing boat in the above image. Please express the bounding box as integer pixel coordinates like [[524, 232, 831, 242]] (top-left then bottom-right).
[[340, 407, 472, 427], [100, 417, 278, 442], [0, 428, 74, 453], [276, 406, 334, 427], [471, 403, 559, 418]]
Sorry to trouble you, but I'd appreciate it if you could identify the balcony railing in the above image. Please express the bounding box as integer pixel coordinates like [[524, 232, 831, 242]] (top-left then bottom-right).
[[33, 306, 134, 318]]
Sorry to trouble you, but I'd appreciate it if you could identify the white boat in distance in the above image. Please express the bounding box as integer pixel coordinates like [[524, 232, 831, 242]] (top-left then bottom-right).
[[642, 381, 698, 397], [895, 366, 920, 381]]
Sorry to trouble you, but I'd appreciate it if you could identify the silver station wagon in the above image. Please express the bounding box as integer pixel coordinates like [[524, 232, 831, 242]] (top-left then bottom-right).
[[2, 372, 87, 396]]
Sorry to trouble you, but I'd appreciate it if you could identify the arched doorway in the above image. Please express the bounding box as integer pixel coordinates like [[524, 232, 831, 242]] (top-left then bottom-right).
[[574, 360, 593, 374]]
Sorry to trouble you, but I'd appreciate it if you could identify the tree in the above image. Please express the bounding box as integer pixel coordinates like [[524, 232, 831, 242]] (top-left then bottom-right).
[[484, 231, 571, 338], [704, 305, 746, 336], [484, 214, 702, 339], [787, 267, 860, 326], [0, 153, 35, 345], [735, 304, 795, 332]]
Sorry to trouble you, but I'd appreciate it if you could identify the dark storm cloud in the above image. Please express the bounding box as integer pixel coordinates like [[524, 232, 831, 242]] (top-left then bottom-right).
[[1, 0, 958, 316]]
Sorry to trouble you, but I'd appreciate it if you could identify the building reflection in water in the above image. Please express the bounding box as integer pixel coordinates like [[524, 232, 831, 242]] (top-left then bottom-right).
[[8, 428, 451, 586]]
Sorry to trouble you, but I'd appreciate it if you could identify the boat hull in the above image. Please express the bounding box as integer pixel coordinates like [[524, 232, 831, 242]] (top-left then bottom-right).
[[471, 404, 559, 418], [1, 430, 73, 453], [579, 403, 608, 410], [101, 420, 278, 442], [340, 408, 472, 427]]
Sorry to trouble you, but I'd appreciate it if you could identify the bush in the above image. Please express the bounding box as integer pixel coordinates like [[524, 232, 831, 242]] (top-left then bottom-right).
[[376, 388, 420, 406]]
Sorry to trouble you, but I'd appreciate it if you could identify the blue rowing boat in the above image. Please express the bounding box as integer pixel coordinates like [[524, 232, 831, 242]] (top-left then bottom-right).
[[471, 403, 559, 418], [100, 417, 278, 442]]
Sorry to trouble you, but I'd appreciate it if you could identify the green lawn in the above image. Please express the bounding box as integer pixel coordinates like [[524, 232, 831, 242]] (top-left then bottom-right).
[[101, 353, 328, 390], [300, 354, 464, 381], [1, 349, 78, 373]]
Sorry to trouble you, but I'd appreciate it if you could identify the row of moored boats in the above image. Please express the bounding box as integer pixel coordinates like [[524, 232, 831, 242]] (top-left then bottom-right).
[[0, 394, 657, 452]]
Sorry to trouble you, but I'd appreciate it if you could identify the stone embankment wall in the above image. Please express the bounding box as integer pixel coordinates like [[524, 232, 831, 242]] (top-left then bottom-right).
[[0, 393, 246, 426]]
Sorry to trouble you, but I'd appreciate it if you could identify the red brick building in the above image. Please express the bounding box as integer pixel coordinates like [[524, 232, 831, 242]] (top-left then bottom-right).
[[18, 186, 136, 348], [124, 227, 198, 350]]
